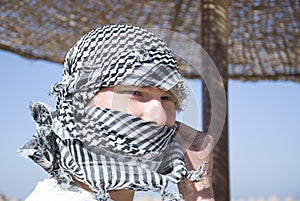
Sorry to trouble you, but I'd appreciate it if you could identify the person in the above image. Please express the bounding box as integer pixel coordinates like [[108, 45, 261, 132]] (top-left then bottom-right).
[[19, 24, 214, 201]]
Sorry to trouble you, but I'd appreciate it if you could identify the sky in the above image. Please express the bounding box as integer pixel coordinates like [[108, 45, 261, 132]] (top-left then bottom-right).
[[0, 49, 299, 200]]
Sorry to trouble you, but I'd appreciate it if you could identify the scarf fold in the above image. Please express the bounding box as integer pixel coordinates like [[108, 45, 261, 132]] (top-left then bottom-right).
[[19, 102, 207, 200], [19, 25, 208, 201]]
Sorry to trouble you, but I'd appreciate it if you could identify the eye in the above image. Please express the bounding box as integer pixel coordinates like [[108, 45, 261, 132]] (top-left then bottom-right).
[[132, 90, 143, 97], [161, 91, 177, 101], [161, 93, 179, 109], [119, 90, 143, 97], [161, 95, 171, 101]]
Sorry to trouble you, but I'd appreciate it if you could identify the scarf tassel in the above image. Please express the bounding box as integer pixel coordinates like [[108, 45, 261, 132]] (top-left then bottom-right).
[[94, 188, 113, 201], [162, 191, 184, 201], [186, 162, 208, 182], [56, 169, 73, 190]]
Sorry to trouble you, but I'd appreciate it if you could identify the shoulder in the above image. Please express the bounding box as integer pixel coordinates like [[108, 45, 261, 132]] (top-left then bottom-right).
[[25, 178, 96, 201]]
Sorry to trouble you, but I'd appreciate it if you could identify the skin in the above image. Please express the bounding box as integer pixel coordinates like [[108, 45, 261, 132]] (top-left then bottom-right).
[[89, 86, 177, 127], [176, 122, 215, 201], [87, 86, 215, 201]]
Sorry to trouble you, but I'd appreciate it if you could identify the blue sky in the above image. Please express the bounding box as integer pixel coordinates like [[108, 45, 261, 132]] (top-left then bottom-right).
[[0, 49, 299, 200]]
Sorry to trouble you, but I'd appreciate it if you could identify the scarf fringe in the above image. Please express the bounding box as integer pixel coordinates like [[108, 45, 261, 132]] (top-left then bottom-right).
[[56, 169, 73, 190], [94, 189, 113, 201], [20, 102, 209, 201], [162, 191, 184, 201], [186, 162, 208, 182]]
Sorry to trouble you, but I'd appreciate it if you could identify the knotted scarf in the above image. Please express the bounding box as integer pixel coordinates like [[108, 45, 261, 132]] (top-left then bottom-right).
[[19, 25, 207, 201]]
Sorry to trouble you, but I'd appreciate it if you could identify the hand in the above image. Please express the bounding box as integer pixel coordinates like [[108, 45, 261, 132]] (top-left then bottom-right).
[[175, 121, 215, 201]]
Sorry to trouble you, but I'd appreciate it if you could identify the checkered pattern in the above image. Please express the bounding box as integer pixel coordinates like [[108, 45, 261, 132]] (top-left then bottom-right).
[[19, 25, 206, 201]]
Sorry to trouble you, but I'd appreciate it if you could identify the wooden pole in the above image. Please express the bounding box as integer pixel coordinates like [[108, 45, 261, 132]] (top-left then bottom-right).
[[201, 0, 230, 201]]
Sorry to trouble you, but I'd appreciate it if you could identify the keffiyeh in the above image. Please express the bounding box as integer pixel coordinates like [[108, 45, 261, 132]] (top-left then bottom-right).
[[19, 25, 207, 201]]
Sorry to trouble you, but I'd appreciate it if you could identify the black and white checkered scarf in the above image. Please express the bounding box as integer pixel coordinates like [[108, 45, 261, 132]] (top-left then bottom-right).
[[19, 25, 206, 201]]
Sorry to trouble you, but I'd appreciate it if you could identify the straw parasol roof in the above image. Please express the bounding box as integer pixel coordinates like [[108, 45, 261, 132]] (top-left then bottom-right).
[[1, 1, 299, 201], [1, 0, 299, 81]]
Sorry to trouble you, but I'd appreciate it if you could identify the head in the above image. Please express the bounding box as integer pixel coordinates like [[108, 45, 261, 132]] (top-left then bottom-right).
[[52, 25, 186, 128], [22, 25, 191, 198]]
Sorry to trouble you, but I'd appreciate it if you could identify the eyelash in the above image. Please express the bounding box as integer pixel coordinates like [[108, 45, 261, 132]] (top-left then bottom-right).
[[161, 96, 171, 101], [119, 90, 174, 102], [132, 91, 142, 96], [118, 90, 142, 96]]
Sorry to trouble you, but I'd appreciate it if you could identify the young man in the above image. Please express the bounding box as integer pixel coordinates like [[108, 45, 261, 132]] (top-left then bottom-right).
[[20, 25, 214, 201]]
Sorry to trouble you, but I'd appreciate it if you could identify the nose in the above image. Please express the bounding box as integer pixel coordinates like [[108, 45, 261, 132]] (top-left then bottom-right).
[[143, 100, 167, 126]]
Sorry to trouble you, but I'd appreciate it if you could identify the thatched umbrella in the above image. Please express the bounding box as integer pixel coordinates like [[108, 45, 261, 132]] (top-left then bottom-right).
[[1, 1, 299, 200]]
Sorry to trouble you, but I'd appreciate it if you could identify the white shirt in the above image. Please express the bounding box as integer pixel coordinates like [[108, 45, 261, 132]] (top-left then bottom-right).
[[25, 178, 97, 201]]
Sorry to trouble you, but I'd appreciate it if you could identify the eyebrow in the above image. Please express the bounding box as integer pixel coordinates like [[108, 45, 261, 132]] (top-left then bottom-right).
[[114, 86, 180, 109]]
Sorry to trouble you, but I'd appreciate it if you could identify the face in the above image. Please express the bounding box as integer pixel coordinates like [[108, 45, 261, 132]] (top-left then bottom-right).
[[89, 86, 177, 127]]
